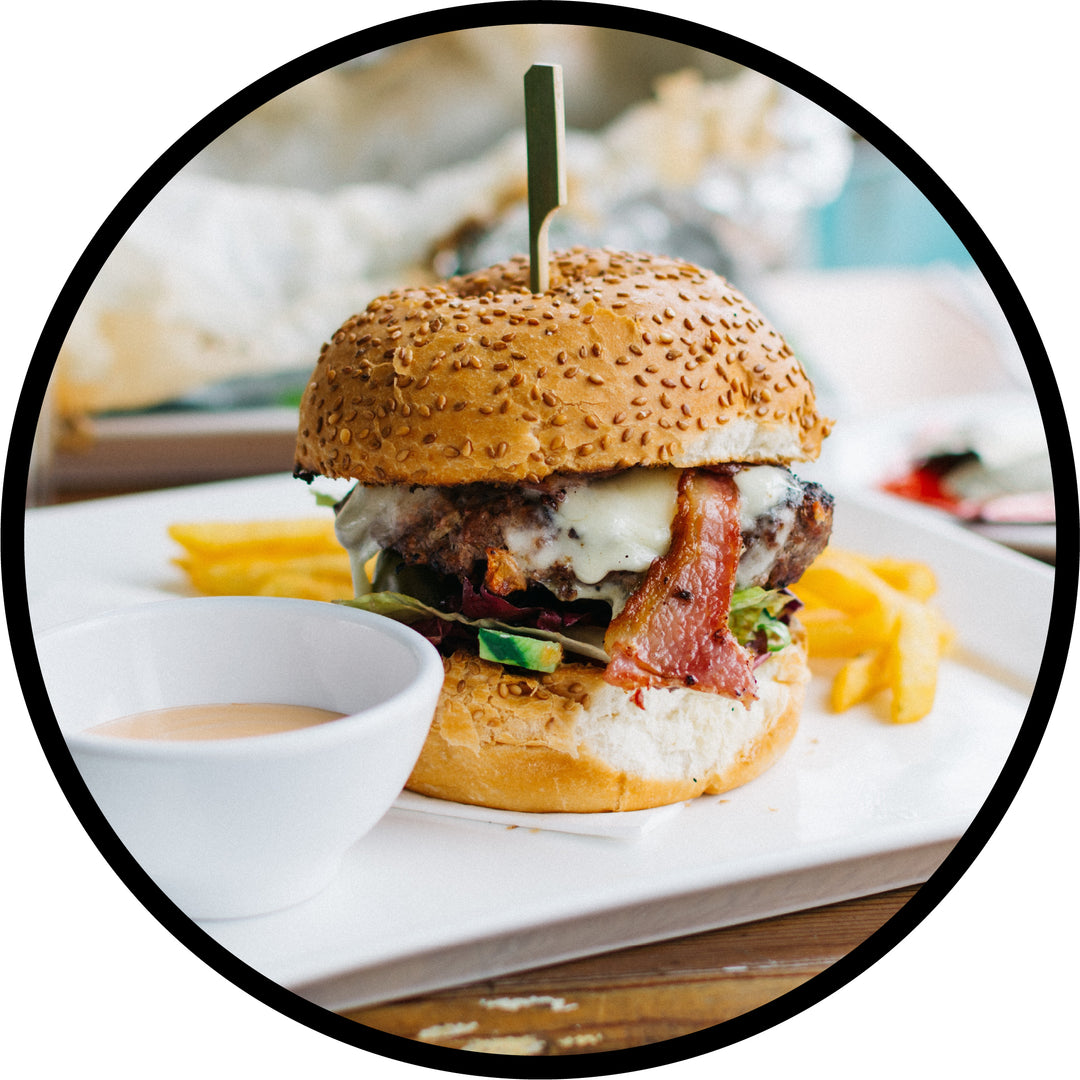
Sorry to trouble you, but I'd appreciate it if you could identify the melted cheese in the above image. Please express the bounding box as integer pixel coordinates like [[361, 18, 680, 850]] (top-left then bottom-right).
[[733, 466, 800, 588], [505, 468, 681, 584], [734, 465, 797, 529]]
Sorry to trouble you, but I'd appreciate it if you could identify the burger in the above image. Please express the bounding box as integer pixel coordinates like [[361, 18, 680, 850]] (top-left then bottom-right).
[[294, 248, 834, 813]]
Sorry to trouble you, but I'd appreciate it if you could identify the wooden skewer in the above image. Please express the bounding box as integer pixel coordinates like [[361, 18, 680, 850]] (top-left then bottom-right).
[[524, 63, 567, 295]]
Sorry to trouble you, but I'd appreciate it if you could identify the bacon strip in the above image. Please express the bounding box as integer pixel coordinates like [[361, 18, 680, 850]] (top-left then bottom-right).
[[603, 469, 757, 701]]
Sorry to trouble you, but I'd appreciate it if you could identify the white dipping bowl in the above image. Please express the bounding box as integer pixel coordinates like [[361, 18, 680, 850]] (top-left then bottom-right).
[[35, 597, 443, 919]]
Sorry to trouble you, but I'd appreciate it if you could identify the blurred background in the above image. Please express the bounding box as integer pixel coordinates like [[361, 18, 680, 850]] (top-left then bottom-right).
[[32, 24, 1054, 561]]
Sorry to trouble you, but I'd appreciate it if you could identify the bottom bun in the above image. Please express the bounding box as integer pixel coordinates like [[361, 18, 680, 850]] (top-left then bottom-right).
[[405, 626, 809, 813]]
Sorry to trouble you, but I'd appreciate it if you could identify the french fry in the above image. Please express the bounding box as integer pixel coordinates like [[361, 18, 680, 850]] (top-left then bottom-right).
[[177, 553, 352, 597], [888, 601, 948, 724], [800, 604, 892, 658], [254, 572, 352, 604], [797, 546, 951, 725], [168, 519, 342, 559], [799, 553, 894, 615], [867, 557, 938, 602], [169, 518, 354, 603], [830, 647, 889, 712]]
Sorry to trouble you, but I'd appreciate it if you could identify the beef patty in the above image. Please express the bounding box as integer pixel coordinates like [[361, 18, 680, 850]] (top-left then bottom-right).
[[354, 465, 832, 604]]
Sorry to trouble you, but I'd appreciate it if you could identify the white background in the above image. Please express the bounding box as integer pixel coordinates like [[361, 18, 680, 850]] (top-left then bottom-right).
[[3, 2, 1075, 1077]]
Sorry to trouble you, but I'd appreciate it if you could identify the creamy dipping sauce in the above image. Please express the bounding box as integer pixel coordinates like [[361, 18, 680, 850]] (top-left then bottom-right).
[[85, 703, 347, 741]]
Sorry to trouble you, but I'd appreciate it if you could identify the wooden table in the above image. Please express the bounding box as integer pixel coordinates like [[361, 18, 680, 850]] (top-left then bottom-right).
[[343, 885, 919, 1056]]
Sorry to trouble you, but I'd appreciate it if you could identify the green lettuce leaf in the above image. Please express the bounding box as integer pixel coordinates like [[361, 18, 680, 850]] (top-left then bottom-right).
[[728, 586, 794, 652], [341, 584, 794, 663], [337, 591, 610, 663]]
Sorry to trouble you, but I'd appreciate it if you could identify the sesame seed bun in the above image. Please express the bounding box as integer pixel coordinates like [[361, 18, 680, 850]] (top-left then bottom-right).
[[294, 247, 831, 485], [405, 623, 809, 813]]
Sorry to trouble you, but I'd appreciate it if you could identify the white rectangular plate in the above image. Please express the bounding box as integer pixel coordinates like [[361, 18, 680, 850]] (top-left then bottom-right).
[[24, 474, 1052, 1010]]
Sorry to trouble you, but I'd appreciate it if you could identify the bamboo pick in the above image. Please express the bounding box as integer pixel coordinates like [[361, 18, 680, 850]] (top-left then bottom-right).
[[524, 63, 567, 294]]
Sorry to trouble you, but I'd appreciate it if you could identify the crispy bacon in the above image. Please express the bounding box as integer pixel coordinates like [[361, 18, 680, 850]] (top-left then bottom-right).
[[603, 469, 757, 701]]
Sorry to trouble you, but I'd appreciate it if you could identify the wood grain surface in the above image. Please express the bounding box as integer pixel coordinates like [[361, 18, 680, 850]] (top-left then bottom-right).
[[343, 885, 919, 1056]]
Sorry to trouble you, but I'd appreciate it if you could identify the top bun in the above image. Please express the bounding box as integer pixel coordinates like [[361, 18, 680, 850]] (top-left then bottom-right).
[[295, 247, 831, 486]]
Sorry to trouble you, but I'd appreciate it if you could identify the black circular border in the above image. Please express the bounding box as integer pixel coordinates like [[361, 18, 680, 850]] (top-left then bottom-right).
[[4, 2, 1076, 1076]]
